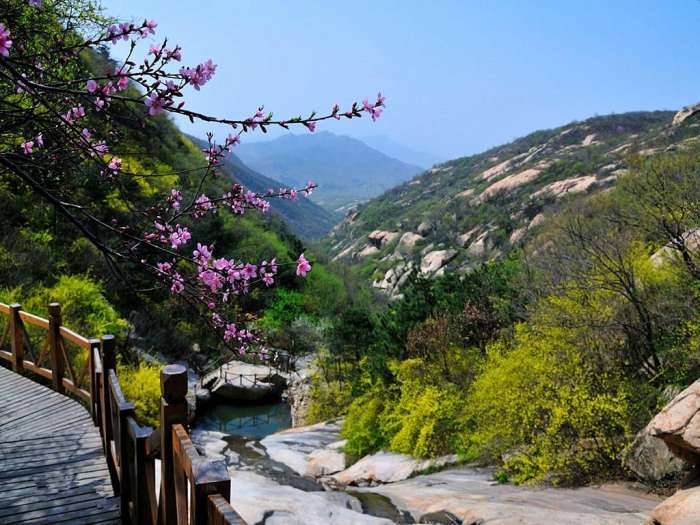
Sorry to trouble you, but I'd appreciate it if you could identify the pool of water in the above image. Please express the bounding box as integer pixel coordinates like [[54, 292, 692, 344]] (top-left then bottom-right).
[[195, 401, 292, 440]]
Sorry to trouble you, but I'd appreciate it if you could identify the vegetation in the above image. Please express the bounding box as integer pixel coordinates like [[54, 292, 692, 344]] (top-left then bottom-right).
[[310, 146, 700, 486]]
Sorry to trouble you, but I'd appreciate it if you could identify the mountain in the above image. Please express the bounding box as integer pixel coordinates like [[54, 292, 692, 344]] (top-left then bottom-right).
[[360, 135, 443, 169], [187, 136, 337, 239], [235, 132, 423, 213], [325, 106, 700, 299]]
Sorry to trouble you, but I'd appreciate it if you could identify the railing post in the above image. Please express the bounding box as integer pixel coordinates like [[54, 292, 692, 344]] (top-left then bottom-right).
[[48, 303, 64, 393], [88, 338, 100, 423], [160, 364, 188, 525], [100, 334, 118, 487], [9, 304, 24, 374]]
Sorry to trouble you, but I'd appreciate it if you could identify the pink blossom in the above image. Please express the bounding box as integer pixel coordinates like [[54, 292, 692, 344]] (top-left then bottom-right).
[[198, 269, 223, 292], [157, 261, 172, 273], [35, 133, 43, 147], [223, 323, 237, 342], [21, 140, 34, 155], [169, 225, 191, 249], [169, 188, 182, 210], [94, 98, 105, 111], [262, 274, 274, 286], [145, 92, 166, 115], [0, 23, 12, 58], [193, 243, 212, 267], [305, 121, 316, 132], [241, 263, 257, 280], [170, 273, 184, 294], [179, 59, 216, 90], [86, 79, 98, 93], [108, 157, 122, 172], [296, 253, 311, 277]]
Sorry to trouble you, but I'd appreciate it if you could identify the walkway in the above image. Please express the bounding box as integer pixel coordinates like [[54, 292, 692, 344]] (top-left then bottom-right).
[[0, 365, 119, 524]]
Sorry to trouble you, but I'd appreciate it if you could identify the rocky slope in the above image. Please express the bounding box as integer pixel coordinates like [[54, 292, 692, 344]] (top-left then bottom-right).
[[325, 105, 700, 299]]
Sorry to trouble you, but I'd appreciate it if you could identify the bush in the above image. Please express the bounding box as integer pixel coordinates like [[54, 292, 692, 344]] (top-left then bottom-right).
[[306, 376, 353, 425], [341, 388, 389, 461], [463, 323, 640, 485], [118, 361, 161, 428]]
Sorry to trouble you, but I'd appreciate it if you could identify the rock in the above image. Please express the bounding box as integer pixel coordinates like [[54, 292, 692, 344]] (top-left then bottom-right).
[[625, 425, 688, 484], [528, 213, 545, 229], [648, 484, 700, 525], [456, 227, 480, 248], [227, 470, 393, 525], [420, 250, 457, 275], [287, 374, 312, 427], [417, 221, 433, 236], [329, 451, 459, 487], [261, 419, 346, 478], [673, 102, 700, 126], [509, 227, 527, 244], [368, 230, 399, 248], [398, 232, 424, 250], [419, 511, 462, 524], [210, 377, 277, 403], [648, 378, 700, 463], [190, 428, 229, 461], [357, 466, 659, 524], [195, 386, 212, 409], [466, 231, 492, 258], [532, 174, 598, 199], [358, 244, 381, 257], [480, 168, 542, 201]]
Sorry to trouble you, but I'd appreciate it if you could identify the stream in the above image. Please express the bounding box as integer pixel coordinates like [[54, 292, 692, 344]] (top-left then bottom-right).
[[193, 401, 412, 523]]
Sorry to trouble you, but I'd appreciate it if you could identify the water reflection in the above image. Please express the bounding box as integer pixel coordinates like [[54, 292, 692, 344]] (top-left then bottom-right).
[[196, 402, 292, 439]]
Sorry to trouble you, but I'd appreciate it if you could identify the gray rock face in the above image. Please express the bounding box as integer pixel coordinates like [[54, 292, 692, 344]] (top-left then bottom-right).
[[420, 250, 457, 275], [329, 451, 459, 487], [260, 419, 347, 478], [357, 467, 659, 524], [625, 425, 688, 483], [228, 470, 393, 525], [648, 379, 700, 463], [287, 374, 312, 427], [673, 102, 700, 126]]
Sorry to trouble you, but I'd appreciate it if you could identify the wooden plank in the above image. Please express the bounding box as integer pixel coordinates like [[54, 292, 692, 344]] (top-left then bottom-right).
[[0, 366, 119, 523]]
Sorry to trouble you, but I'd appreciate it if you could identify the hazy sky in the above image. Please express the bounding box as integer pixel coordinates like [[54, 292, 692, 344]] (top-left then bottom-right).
[[104, 0, 700, 161]]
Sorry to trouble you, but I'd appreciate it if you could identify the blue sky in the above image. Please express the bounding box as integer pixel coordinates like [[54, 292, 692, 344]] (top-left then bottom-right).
[[104, 0, 700, 161]]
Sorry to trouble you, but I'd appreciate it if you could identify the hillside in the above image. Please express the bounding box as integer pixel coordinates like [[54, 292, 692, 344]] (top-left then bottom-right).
[[325, 106, 700, 298], [235, 131, 422, 213], [188, 136, 337, 239]]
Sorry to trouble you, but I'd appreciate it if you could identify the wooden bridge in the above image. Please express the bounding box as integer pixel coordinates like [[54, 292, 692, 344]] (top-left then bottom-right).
[[0, 302, 246, 524]]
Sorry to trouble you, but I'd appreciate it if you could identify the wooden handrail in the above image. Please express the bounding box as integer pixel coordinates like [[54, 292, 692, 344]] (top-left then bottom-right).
[[0, 302, 245, 525]]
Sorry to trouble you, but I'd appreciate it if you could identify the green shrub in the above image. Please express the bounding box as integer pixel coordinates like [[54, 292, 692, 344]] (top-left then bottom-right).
[[341, 388, 389, 461], [463, 323, 639, 485], [118, 361, 161, 428], [306, 377, 353, 425]]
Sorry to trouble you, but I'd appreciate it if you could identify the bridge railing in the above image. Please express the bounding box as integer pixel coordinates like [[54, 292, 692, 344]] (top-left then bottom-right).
[[0, 302, 246, 525]]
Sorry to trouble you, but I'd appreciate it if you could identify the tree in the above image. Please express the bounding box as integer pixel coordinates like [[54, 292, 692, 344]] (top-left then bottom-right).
[[0, 0, 385, 357]]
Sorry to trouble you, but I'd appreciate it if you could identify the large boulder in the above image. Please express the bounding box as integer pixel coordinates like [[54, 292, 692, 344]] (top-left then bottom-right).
[[648, 484, 700, 525], [673, 102, 700, 126], [329, 451, 458, 487], [420, 250, 457, 275], [227, 470, 393, 525], [648, 379, 700, 463], [260, 419, 347, 478], [625, 424, 688, 484]]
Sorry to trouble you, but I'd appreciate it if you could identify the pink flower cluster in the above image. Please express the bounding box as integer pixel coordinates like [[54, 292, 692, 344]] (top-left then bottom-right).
[[0, 23, 12, 57], [179, 59, 216, 90]]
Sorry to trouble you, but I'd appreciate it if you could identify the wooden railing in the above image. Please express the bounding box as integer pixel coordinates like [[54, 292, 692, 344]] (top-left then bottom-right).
[[0, 302, 246, 525]]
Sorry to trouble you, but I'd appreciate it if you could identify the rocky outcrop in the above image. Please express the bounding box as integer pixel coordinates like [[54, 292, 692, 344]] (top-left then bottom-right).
[[398, 232, 423, 250], [647, 483, 700, 525], [367, 230, 399, 248], [420, 250, 457, 275], [329, 451, 458, 487], [286, 374, 311, 427], [647, 379, 700, 463], [357, 466, 659, 524], [673, 102, 700, 126], [625, 424, 688, 484], [373, 261, 414, 298], [227, 470, 393, 525], [260, 419, 347, 478]]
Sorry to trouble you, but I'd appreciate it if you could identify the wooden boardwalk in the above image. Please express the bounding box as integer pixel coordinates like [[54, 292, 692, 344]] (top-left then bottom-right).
[[0, 365, 120, 524]]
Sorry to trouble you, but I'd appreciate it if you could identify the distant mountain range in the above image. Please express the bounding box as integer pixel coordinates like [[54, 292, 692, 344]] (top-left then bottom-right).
[[188, 135, 337, 240], [235, 132, 423, 213], [360, 135, 443, 169], [324, 108, 700, 298]]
